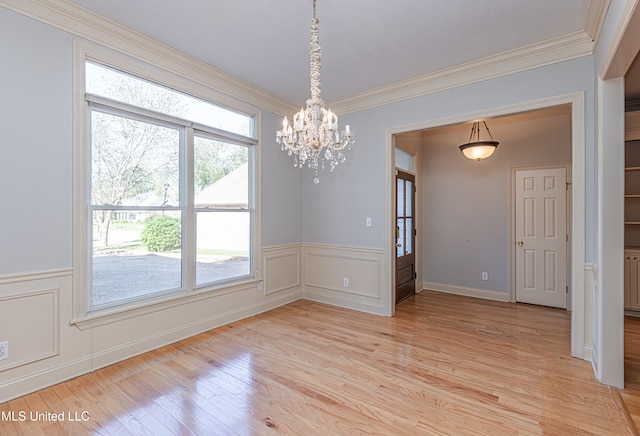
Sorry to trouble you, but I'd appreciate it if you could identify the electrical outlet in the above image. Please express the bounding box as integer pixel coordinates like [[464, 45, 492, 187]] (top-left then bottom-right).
[[343, 277, 349, 287], [481, 272, 489, 281], [0, 341, 8, 361]]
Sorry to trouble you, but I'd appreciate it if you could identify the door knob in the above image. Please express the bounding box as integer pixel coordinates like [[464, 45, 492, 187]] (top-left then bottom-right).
[[396, 243, 402, 247], [517, 241, 524, 246]]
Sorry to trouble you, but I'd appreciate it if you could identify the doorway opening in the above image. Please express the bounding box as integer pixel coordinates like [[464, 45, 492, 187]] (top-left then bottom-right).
[[386, 93, 586, 359]]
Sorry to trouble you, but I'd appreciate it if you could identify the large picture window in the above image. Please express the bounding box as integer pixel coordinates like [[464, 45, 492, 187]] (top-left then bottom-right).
[[85, 61, 256, 310]]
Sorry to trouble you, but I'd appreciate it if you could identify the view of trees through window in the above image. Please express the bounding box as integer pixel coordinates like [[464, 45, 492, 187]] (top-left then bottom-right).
[[86, 62, 254, 308]]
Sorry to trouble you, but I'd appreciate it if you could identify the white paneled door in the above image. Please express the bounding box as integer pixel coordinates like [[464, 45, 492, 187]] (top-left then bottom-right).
[[515, 168, 567, 309]]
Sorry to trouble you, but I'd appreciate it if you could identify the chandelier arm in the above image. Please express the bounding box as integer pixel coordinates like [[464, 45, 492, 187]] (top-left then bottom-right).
[[325, 136, 351, 151], [281, 138, 306, 153]]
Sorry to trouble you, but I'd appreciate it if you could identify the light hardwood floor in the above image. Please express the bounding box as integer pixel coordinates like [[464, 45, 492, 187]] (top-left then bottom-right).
[[0, 291, 632, 435]]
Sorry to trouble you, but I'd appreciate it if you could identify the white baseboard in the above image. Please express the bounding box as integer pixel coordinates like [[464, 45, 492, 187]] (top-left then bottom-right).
[[583, 345, 593, 361], [0, 356, 92, 405], [303, 287, 388, 317], [422, 282, 510, 302]]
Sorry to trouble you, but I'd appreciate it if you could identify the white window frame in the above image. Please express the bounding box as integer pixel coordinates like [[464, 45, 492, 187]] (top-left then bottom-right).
[[72, 42, 261, 324]]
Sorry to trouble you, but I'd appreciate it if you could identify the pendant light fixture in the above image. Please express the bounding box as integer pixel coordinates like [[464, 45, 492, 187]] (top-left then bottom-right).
[[276, 0, 355, 184], [459, 121, 499, 161]]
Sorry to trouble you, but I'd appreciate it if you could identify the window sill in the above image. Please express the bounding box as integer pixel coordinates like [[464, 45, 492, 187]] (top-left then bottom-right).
[[70, 277, 259, 330]]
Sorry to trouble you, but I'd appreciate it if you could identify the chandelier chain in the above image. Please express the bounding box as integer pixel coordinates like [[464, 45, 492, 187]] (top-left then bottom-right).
[[310, 0, 321, 100]]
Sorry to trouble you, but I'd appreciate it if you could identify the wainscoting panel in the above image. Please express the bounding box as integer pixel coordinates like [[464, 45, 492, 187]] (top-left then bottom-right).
[[262, 244, 300, 295], [302, 244, 389, 316], [0, 269, 84, 404], [0, 288, 58, 371]]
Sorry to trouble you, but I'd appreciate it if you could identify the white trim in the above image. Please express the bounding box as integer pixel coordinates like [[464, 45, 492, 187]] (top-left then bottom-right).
[[599, 0, 640, 79], [0, 0, 296, 116], [385, 91, 586, 359], [422, 282, 510, 303], [595, 76, 625, 387], [584, 263, 597, 361], [0, 356, 92, 405], [0, 268, 72, 285], [0, 287, 60, 371], [69, 279, 262, 330], [301, 242, 385, 255], [262, 244, 301, 295], [331, 32, 594, 115], [584, 0, 611, 43], [302, 288, 388, 316]]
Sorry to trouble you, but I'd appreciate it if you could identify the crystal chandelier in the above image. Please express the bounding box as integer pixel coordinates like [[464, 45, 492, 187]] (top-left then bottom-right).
[[276, 0, 354, 184]]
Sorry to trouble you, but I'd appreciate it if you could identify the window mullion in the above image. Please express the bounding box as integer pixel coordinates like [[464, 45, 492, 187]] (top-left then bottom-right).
[[184, 126, 195, 293]]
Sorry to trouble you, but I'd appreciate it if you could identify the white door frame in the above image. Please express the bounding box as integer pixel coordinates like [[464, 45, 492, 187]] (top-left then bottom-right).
[[385, 92, 587, 360], [509, 162, 572, 308], [595, 0, 640, 388]]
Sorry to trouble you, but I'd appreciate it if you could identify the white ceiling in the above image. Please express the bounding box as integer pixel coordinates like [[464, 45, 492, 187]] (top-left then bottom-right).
[[67, 0, 597, 105]]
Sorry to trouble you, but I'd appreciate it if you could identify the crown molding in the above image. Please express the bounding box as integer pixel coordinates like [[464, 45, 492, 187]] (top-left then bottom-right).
[[0, 0, 298, 116], [329, 31, 595, 115], [585, 0, 611, 43], [1, 0, 608, 117]]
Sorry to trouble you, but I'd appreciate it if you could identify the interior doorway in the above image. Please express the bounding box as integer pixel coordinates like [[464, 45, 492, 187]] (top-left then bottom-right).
[[386, 94, 585, 359]]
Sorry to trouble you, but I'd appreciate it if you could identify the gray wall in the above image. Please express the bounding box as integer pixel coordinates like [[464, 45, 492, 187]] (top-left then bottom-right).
[[302, 55, 596, 262], [0, 7, 73, 274], [0, 7, 302, 276], [0, 4, 601, 274], [420, 110, 572, 294], [260, 110, 303, 247]]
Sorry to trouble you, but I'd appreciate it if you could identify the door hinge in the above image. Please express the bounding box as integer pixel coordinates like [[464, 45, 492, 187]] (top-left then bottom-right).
[[566, 285, 569, 294], [414, 228, 417, 236], [414, 272, 417, 279], [566, 234, 568, 242]]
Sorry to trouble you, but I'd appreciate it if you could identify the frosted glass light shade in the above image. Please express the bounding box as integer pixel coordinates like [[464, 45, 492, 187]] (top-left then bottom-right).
[[459, 140, 498, 161]]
